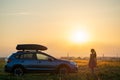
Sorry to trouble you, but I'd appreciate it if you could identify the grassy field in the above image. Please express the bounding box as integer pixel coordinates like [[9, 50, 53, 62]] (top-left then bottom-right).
[[0, 59, 120, 80]]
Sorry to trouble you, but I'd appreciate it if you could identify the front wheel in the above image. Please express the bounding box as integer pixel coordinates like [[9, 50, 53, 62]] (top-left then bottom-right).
[[13, 67, 24, 76], [58, 66, 69, 74]]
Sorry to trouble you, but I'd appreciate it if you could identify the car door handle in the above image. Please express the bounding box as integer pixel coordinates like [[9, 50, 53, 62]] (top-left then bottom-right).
[[21, 60, 24, 63], [38, 61, 41, 63]]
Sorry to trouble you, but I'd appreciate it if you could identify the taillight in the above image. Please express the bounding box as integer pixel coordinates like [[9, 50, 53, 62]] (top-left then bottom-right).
[[7, 59, 12, 63]]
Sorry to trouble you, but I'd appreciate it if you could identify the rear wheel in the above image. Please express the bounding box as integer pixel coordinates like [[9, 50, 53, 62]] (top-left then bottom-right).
[[13, 67, 24, 76]]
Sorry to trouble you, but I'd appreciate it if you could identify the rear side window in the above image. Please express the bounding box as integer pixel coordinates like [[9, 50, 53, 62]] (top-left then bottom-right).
[[19, 53, 35, 60], [15, 55, 19, 59]]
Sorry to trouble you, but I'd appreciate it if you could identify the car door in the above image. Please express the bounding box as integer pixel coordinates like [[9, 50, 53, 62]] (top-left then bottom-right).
[[35, 53, 57, 72], [19, 52, 38, 70]]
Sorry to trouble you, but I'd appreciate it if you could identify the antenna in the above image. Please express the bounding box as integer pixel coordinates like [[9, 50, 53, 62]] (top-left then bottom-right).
[[102, 54, 104, 61], [67, 53, 69, 60]]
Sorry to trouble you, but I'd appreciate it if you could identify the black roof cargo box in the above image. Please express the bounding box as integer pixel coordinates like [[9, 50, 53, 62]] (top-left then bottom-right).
[[16, 44, 47, 51]]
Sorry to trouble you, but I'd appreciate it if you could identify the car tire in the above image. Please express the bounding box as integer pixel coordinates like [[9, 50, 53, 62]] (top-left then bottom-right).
[[13, 67, 24, 76], [58, 66, 69, 75]]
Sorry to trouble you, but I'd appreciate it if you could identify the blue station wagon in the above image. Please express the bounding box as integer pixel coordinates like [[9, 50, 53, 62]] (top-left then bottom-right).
[[4, 44, 78, 76]]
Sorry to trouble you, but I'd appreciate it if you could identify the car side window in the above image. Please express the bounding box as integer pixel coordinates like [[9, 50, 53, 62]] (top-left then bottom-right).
[[15, 55, 19, 59], [36, 53, 49, 60], [20, 53, 35, 60]]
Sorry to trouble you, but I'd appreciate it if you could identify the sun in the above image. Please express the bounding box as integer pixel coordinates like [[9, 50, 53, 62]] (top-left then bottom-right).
[[70, 30, 89, 43]]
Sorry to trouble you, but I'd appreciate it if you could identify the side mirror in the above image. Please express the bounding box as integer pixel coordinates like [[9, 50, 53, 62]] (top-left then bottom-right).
[[48, 57, 53, 61]]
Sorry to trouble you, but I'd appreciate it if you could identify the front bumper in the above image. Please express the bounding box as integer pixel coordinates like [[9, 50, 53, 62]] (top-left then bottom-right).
[[69, 66, 78, 73]]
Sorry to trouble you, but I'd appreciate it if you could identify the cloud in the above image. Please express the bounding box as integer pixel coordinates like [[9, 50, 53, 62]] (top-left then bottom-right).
[[15, 12, 30, 15], [0, 12, 32, 16]]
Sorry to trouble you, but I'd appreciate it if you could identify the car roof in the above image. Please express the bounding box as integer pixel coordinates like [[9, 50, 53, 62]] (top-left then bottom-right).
[[14, 51, 56, 59]]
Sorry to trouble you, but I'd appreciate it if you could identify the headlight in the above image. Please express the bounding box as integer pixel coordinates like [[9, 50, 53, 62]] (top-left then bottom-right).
[[70, 62, 77, 66]]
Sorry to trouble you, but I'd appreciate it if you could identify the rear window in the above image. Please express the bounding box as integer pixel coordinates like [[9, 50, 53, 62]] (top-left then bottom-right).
[[17, 53, 36, 60], [15, 55, 19, 59]]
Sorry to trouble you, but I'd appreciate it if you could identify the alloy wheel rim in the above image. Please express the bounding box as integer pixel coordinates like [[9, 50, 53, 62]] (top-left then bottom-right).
[[14, 68, 23, 76]]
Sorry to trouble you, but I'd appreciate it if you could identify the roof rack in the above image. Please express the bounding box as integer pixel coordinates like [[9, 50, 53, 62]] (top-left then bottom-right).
[[16, 44, 47, 51]]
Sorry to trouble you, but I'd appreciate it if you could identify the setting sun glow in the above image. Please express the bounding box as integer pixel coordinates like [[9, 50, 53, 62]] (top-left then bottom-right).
[[70, 30, 89, 43], [0, 0, 120, 57]]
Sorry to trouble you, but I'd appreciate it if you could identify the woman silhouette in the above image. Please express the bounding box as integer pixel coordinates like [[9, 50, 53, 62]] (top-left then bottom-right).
[[89, 49, 97, 73]]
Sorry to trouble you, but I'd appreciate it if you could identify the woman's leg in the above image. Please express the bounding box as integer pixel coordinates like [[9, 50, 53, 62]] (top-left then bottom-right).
[[91, 67, 94, 74]]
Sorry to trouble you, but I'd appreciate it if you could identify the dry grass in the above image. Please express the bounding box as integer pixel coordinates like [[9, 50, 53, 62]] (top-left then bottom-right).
[[0, 60, 120, 80]]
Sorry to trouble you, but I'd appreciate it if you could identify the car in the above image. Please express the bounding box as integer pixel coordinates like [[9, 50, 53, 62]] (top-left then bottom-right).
[[4, 44, 78, 76]]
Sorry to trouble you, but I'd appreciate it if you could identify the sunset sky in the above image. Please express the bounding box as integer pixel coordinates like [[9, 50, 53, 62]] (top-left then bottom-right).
[[0, 0, 120, 58]]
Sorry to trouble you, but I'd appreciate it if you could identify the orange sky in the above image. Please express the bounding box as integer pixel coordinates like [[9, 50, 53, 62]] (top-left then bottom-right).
[[0, 0, 120, 58]]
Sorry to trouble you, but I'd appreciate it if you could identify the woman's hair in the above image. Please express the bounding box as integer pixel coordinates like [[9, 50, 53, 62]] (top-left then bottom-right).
[[91, 49, 96, 58], [91, 49, 95, 52]]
